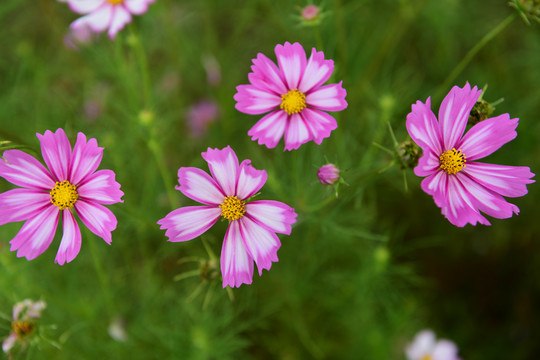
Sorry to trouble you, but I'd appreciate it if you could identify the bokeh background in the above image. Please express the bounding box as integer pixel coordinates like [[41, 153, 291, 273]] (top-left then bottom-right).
[[1, 0, 539, 358]]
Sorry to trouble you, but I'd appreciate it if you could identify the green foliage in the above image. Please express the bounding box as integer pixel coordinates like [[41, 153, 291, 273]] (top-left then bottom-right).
[[0, 0, 539, 359]]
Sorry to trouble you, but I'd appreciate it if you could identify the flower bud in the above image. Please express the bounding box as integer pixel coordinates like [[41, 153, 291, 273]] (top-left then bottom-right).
[[398, 141, 422, 170], [317, 163, 340, 185], [509, 0, 540, 25]]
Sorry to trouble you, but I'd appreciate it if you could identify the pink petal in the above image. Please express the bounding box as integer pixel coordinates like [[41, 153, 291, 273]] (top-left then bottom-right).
[[2, 332, 17, 353], [0, 150, 55, 190], [301, 108, 337, 145], [176, 167, 225, 205], [458, 113, 518, 161], [463, 162, 535, 198], [406, 97, 443, 155], [284, 113, 312, 151], [201, 146, 239, 196], [405, 330, 436, 360], [432, 340, 460, 360], [275, 42, 307, 90], [157, 206, 221, 242], [55, 210, 82, 265], [9, 205, 59, 260], [298, 48, 334, 93], [221, 220, 254, 288], [77, 169, 124, 205], [69, 132, 104, 185], [420, 170, 448, 208], [239, 216, 280, 276], [66, 0, 105, 14], [70, 3, 113, 34], [123, 0, 154, 15], [37, 130, 72, 181], [234, 84, 282, 115], [305, 82, 347, 112], [236, 159, 268, 200], [414, 150, 440, 177], [249, 52, 288, 95], [0, 189, 51, 225], [245, 200, 297, 235], [442, 174, 491, 227], [108, 5, 132, 39], [438, 83, 481, 150], [247, 110, 288, 149], [74, 199, 117, 244]]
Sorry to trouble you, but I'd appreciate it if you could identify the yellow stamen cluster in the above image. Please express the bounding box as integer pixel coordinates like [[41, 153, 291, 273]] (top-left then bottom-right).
[[420, 356, 432, 360], [50, 181, 79, 210], [12, 321, 35, 338], [219, 196, 246, 221], [439, 148, 466, 175], [107, 0, 124, 4], [280, 89, 306, 115]]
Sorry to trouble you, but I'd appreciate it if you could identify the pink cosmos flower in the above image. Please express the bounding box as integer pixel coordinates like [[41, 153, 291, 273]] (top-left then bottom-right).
[[234, 42, 348, 151], [406, 83, 535, 227], [2, 299, 46, 354], [405, 330, 461, 360], [0, 129, 124, 264], [157, 146, 297, 288], [62, 0, 155, 39]]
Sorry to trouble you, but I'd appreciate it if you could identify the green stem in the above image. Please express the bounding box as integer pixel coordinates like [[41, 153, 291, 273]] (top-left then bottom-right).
[[436, 13, 516, 100], [129, 27, 152, 108]]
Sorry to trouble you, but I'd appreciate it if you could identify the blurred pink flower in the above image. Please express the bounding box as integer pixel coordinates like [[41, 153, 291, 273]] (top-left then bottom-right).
[[405, 330, 461, 360], [2, 299, 46, 354], [234, 41, 348, 151], [62, 0, 155, 39], [0, 129, 124, 264], [158, 146, 297, 288], [63, 23, 95, 50], [301, 5, 319, 21], [186, 100, 219, 137], [406, 83, 535, 227], [317, 163, 340, 185]]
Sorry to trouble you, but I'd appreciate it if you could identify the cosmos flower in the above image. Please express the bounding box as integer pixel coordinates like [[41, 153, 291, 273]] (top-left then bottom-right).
[[61, 0, 155, 39], [2, 299, 46, 354], [234, 41, 348, 151], [406, 83, 535, 226], [186, 100, 219, 138], [317, 163, 340, 185], [0, 129, 124, 264], [157, 146, 297, 288], [405, 330, 461, 360]]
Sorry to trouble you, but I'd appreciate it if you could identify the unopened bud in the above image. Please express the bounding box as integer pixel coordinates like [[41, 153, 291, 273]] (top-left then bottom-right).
[[398, 141, 422, 170], [317, 163, 340, 185]]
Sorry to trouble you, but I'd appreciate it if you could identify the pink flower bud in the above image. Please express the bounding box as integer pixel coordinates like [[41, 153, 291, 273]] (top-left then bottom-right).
[[301, 5, 320, 21], [317, 163, 340, 185]]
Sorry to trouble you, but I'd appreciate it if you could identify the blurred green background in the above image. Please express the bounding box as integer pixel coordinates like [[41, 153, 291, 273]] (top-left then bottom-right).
[[0, 0, 539, 358]]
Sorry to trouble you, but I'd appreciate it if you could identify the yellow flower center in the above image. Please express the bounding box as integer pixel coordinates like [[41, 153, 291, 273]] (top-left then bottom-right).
[[439, 148, 466, 175], [50, 181, 79, 210], [420, 356, 432, 360], [280, 89, 306, 115], [219, 196, 246, 221], [107, 0, 124, 4], [12, 321, 34, 338]]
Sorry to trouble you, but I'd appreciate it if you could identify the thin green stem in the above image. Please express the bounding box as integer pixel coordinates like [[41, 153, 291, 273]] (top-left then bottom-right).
[[436, 13, 516, 100], [129, 26, 152, 108]]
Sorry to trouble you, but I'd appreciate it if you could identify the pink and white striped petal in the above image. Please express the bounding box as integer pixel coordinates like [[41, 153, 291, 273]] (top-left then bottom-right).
[[55, 209, 82, 265], [275, 42, 307, 90], [9, 205, 59, 261], [0, 189, 50, 225], [201, 146, 239, 196], [74, 199, 117, 244], [284, 113, 312, 151], [301, 108, 337, 145], [245, 200, 297, 235], [438, 83, 481, 150], [420, 171, 448, 209], [157, 206, 221, 242], [77, 169, 124, 205], [406, 97, 443, 156], [458, 114, 518, 161], [107, 5, 132, 39], [124, 0, 154, 15], [414, 150, 441, 177], [221, 220, 254, 288], [234, 85, 282, 115], [464, 162, 535, 198], [176, 167, 225, 206], [70, 132, 104, 185], [249, 53, 288, 95], [247, 110, 288, 149], [236, 160, 268, 200], [2, 332, 17, 353], [298, 48, 334, 94], [67, 0, 105, 14], [70, 3, 113, 33], [442, 175, 490, 227], [239, 216, 280, 276], [305, 82, 348, 112], [0, 150, 55, 190]]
